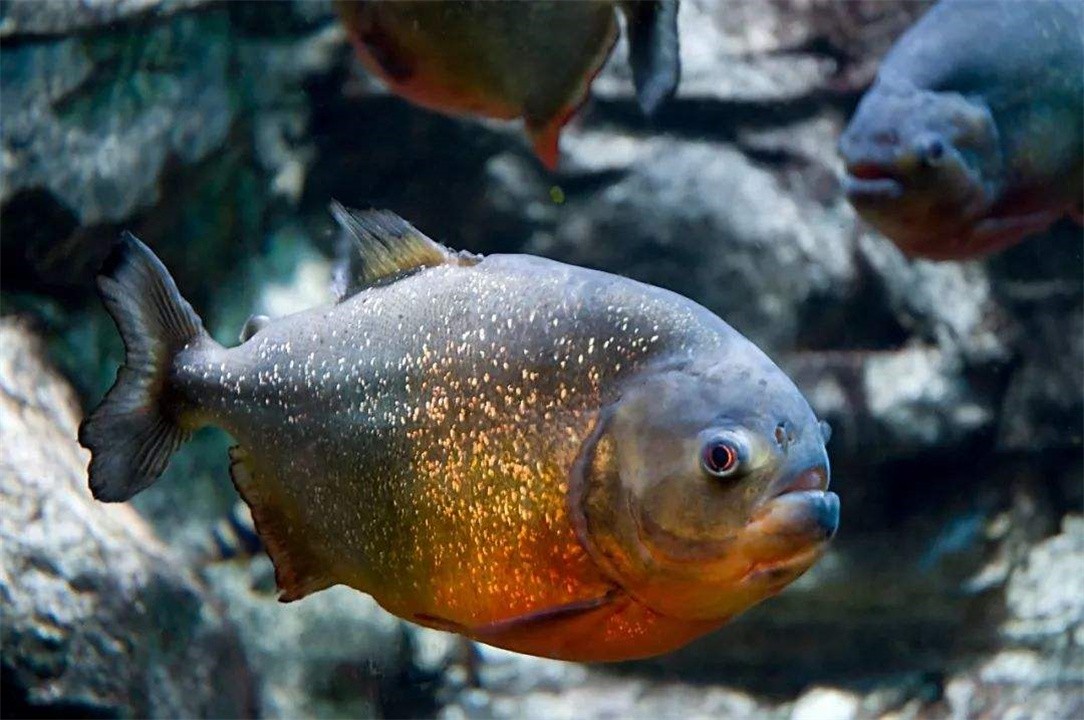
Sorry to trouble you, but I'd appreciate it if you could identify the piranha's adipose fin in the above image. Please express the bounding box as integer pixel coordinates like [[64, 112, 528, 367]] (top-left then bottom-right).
[[239, 313, 270, 343], [622, 0, 681, 115], [330, 200, 479, 301], [228, 445, 336, 602], [79, 232, 211, 502]]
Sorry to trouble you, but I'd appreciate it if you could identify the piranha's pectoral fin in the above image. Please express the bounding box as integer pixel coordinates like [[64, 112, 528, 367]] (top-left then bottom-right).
[[621, 0, 680, 115], [969, 209, 1062, 256], [228, 445, 336, 602], [471, 590, 621, 637], [417, 590, 626, 657], [1069, 202, 1083, 226], [329, 201, 480, 301]]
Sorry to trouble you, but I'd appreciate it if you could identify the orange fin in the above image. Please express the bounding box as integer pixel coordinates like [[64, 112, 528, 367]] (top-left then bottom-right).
[[528, 119, 563, 171], [228, 445, 335, 602]]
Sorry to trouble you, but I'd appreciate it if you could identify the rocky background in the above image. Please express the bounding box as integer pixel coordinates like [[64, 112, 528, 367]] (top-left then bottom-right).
[[2, 1, 1081, 718]]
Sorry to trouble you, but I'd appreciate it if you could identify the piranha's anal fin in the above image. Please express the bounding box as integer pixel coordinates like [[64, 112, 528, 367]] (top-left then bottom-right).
[[79, 232, 213, 502], [621, 0, 680, 115], [228, 445, 336, 602], [330, 200, 479, 301]]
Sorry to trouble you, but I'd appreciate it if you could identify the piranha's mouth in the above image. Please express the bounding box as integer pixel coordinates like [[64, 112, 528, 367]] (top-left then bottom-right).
[[755, 464, 839, 542], [842, 162, 904, 203], [737, 478, 839, 589]]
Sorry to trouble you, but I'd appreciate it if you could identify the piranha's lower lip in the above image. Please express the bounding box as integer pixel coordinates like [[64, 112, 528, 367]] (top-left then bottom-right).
[[843, 173, 903, 201], [752, 489, 840, 541]]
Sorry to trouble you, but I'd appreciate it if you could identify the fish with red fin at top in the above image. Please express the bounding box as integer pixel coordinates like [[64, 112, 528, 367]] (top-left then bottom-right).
[[337, 0, 680, 169]]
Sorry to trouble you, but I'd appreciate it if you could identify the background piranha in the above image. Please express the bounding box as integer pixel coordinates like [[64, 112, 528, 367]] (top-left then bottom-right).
[[79, 204, 838, 662], [839, 0, 1084, 260], [336, 0, 680, 169]]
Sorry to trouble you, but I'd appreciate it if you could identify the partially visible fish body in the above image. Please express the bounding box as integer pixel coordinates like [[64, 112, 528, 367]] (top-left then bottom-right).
[[337, 0, 680, 169], [839, 0, 1083, 259], [80, 205, 837, 662]]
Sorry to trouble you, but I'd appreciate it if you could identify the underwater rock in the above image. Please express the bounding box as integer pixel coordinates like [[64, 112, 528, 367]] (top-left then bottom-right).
[[0, 0, 211, 38], [202, 556, 404, 719], [789, 687, 861, 720], [939, 516, 1084, 720], [0, 319, 255, 718], [0, 0, 342, 302], [436, 644, 773, 720], [0, 11, 232, 226]]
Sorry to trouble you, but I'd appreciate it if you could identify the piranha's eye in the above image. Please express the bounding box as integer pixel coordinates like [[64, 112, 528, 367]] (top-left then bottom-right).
[[920, 137, 946, 165], [701, 438, 741, 478]]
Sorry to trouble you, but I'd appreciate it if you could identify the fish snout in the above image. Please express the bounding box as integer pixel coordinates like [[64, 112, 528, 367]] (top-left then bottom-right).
[[751, 486, 840, 542], [753, 448, 838, 541], [839, 132, 908, 204], [842, 167, 904, 203]]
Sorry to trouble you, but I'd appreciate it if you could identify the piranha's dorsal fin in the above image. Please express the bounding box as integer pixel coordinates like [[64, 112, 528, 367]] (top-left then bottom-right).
[[329, 201, 479, 301]]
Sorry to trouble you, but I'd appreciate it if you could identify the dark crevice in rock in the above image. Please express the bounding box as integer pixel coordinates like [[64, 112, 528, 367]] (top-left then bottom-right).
[[225, 0, 333, 39], [375, 628, 443, 720], [584, 92, 860, 145], [792, 255, 910, 352], [0, 190, 85, 303], [2, 661, 117, 719]]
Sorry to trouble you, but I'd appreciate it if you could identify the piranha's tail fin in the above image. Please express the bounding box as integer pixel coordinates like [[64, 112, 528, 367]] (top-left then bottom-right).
[[79, 232, 210, 502]]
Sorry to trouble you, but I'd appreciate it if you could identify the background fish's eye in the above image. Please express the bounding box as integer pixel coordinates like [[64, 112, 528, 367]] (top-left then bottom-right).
[[921, 137, 946, 164], [701, 438, 741, 478]]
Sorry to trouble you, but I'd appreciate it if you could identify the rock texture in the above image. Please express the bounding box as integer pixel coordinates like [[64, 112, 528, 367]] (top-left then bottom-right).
[[202, 557, 405, 719], [1, 0, 1081, 718], [0, 319, 255, 718]]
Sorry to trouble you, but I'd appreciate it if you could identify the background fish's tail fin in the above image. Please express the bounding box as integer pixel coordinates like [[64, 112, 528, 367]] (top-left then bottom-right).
[[622, 0, 681, 115], [79, 232, 211, 502]]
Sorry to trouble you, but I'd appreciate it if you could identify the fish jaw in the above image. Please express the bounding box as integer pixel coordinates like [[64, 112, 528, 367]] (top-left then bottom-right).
[[842, 172, 905, 203]]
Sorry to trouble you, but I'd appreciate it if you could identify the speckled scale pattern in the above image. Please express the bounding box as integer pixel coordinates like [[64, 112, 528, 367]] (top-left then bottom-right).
[[174, 254, 732, 631]]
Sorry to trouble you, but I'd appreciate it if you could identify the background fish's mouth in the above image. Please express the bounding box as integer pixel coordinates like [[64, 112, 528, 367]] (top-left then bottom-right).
[[843, 173, 903, 201]]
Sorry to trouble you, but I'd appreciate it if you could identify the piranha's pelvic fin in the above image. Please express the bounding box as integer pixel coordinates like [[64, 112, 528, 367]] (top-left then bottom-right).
[[622, 0, 681, 115], [79, 232, 212, 502], [330, 200, 478, 301]]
